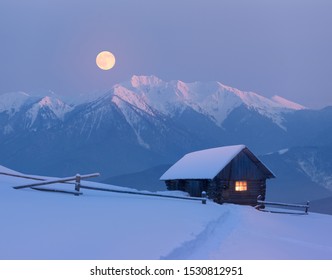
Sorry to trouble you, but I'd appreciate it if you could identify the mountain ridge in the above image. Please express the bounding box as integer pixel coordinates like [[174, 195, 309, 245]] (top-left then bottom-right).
[[0, 75, 305, 129], [0, 75, 331, 205]]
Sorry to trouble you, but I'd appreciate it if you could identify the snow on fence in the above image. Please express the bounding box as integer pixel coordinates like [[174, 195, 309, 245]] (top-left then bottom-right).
[[11, 173, 100, 195], [10, 172, 207, 204], [80, 185, 208, 204], [256, 195, 310, 215], [0, 171, 45, 181]]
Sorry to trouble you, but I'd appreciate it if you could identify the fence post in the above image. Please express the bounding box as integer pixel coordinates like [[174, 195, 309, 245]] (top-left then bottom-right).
[[201, 191, 207, 204], [75, 174, 81, 195], [256, 195, 264, 210], [305, 201, 310, 214]]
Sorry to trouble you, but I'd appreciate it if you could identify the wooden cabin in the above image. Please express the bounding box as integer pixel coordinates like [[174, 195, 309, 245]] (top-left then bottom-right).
[[160, 145, 275, 206]]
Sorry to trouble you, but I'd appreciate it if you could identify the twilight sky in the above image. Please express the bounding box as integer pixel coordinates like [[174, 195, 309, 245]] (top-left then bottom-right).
[[0, 0, 331, 108]]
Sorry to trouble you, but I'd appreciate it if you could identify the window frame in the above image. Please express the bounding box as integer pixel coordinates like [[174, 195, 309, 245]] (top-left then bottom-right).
[[235, 181, 247, 192]]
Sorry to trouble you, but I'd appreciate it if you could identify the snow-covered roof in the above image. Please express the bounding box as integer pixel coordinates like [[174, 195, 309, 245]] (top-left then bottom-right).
[[160, 145, 274, 180], [160, 145, 244, 180]]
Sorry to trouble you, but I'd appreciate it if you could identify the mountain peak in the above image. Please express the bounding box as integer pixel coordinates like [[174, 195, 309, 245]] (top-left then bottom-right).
[[25, 96, 73, 126], [38, 96, 55, 106], [37, 96, 68, 108], [130, 75, 163, 88]]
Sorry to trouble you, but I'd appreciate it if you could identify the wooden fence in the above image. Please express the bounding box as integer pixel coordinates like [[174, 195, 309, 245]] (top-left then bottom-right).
[[80, 185, 207, 204], [256, 195, 310, 214], [11, 173, 100, 195], [0, 172, 45, 181], [10, 172, 207, 204]]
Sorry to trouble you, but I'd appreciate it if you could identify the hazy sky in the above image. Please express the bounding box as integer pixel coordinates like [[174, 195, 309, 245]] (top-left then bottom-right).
[[0, 0, 331, 108]]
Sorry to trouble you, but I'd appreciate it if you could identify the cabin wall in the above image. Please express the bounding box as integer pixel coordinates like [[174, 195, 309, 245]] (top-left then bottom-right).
[[165, 180, 185, 191], [217, 152, 266, 181], [165, 179, 208, 197], [211, 152, 268, 205], [211, 179, 266, 206], [166, 178, 266, 206], [166, 177, 266, 206]]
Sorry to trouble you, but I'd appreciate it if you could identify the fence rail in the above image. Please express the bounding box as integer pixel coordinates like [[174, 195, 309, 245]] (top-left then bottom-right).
[[12, 173, 100, 189], [0, 172, 45, 181], [80, 185, 207, 204], [10, 171, 207, 204], [256, 195, 309, 214]]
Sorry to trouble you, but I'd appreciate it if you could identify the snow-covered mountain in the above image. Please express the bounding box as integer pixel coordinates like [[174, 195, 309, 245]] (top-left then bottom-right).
[[0, 75, 331, 204], [111, 75, 304, 129], [1, 75, 304, 132], [0, 92, 73, 133], [0, 91, 32, 115]]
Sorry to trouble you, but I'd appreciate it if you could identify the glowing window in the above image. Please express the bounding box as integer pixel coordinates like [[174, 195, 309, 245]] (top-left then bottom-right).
[[235, 181, 247, 191]]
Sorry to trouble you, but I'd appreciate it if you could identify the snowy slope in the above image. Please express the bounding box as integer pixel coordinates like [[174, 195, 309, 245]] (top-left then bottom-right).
[[1, 166, 331, 260], [271, 95, 306, 110], [0, 91, 32, 115]]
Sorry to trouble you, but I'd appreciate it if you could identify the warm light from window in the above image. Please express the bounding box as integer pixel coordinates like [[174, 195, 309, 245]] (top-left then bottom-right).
[[235, 181, 247, 191]]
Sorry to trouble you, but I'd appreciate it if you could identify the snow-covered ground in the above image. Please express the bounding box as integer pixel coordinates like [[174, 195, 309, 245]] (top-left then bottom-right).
[[1, 165, 332, 260]]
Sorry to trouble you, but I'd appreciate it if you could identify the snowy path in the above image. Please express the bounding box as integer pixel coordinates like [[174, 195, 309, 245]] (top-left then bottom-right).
[[164, 205, 332, 259], [163, 206, 240, 259]]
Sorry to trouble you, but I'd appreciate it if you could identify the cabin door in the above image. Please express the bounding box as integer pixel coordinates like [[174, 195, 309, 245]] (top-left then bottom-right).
[[186, 180, 203, 197], [221, 181, 231, 202]]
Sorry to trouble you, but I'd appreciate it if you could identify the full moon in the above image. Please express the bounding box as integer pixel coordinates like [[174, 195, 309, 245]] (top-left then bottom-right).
[[96, 51, 116, 70]]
